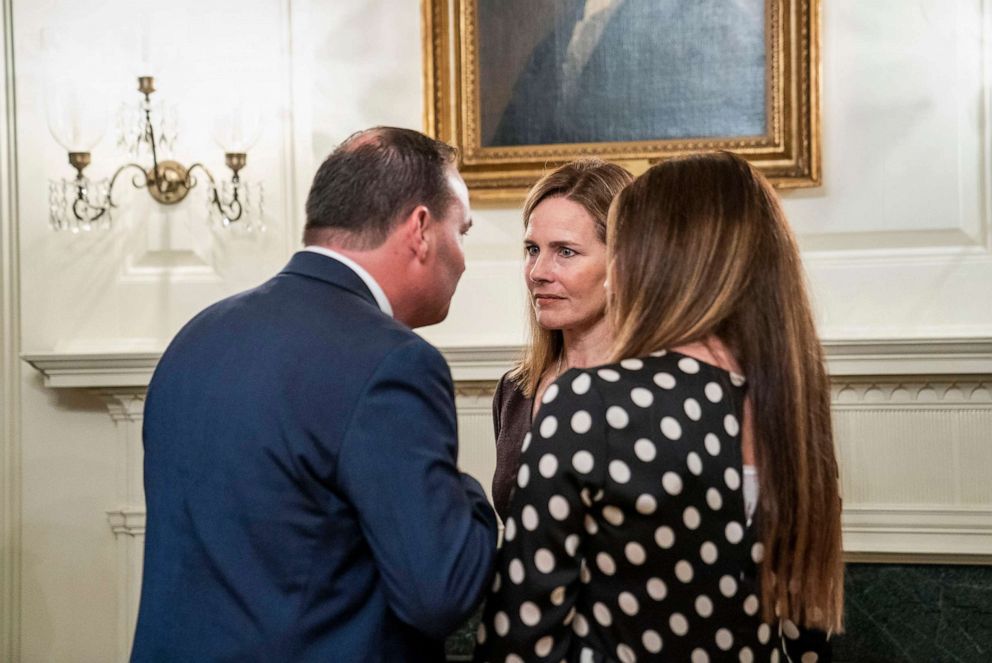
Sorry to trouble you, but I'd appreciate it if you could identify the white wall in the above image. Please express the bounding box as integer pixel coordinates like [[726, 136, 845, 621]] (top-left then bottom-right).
[[2, 0, 991, 661]]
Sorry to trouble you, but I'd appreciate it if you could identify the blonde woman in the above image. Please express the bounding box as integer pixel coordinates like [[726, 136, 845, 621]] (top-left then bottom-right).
[[492, 160, 633, 521], [476, 152, 842, 661]]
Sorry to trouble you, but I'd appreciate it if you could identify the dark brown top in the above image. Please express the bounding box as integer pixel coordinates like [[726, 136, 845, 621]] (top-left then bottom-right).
[[491, 372, 533, 522]]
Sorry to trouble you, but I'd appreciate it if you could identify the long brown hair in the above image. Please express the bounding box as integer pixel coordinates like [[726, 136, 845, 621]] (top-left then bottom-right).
[[510, 159, 633, 396], [607, 152, 843, 631]]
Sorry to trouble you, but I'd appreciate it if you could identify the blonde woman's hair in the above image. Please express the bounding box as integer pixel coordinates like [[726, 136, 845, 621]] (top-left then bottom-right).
[[510, 159, 634, 397], [607, 151, 844, 632]]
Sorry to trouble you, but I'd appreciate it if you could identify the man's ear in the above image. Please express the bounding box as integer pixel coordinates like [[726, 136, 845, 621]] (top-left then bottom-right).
[[400, 205, 431, 262]]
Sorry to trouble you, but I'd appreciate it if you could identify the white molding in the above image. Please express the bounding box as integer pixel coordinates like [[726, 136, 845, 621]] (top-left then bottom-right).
[[0, 0, 20, 659], [21, 337, 992, 389], [106, 508, 147, 538], [843, 506, 992, 557]]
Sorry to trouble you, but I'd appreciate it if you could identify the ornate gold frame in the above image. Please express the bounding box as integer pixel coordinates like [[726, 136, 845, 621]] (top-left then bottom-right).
[[422, 0, 820, 201]]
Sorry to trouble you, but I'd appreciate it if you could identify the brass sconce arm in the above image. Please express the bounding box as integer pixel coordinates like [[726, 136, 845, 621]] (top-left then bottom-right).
[[187, 154, 247, 224]]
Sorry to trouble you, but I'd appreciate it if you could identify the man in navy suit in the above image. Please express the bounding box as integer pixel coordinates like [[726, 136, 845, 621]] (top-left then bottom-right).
[[132, 127, 498, 662]]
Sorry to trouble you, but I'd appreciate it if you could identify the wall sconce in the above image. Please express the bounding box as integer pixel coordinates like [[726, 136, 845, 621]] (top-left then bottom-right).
[[47, 76, 264, 233]]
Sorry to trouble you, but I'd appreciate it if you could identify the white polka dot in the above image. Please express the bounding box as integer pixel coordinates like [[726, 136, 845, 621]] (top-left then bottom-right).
[[535, 635, 554, 657], [801, 653, 819, 663], [580, 488, 593, 507], [651, 349, 668, 357], [542, 383, 559, 404], [684, 397, 702, 421], [521, 432, 532, 453], [642, 629, 663, 653], [520, 601, 541, 626], [517, 464, 530, 488], [593, 601, 612, 626], [720, 575, 738, 597], [602, 505, 624, 526], [739, 647, 755, 663], [660, 416, 682, 440], [654, 526, 675, 549], [550, 586, 566, 605], [726, 521, 744, 543], [683, 506, 701, 530], [476, 622, 486, 644], [771, 649, 780, 663], [704, 433, 721, 456], [716, 628, 734, 650], [705, 382, 724, 402], [508, 558, 525, 584], [620, 358, 644, 370], [731, 371, 746, 386], [625, 541, 646, 565], [606, 406, 629, 429], [504, 517, 516, 541], [687, 451, 703, 475], [618, 591, 639, 616], [678, 357, 700, 374], [647, 577, 667, 600], [675, 560, 694, 583], [597, 368, 621, 382], [662, 471, 683, 495], [653, 372, 677, 389], [494, 611, 509, 636], [571, 372, 592, 394], [596, 552, 616, 575], [539, 453, 558, 478], [584, 514, 598, 535], [572, 450, 594, 473], [724, 413, 740, 436], [535, 548, 555, 573], [522, 505, 539, 530], [635, 493, 657, 514], [669, 612, 689, 636], [565, 534, 580, 556], [580, 561, 591, 583], [506, 655, 523, 663], [609, 460, 631, 483], [630, 387, 654, 407], [700, 541, 718, 564], [572, 612, 589, 637], [706, 488, 723, 511], [695, 594, 713, 617], [570, 410, 592, 434], [548, 495, 569, 520], [634, 438, 656, 462], [757, 623, 771, 644], [725, 467, 741, 490], [783, 619, 801, 640], [691, 649, 709, 663], [743, 594, 759, 615], [752, 542, 765, 563], [491, 572, 501, 592], [617, 645, 636, 663], [540, 415, 558, 438]]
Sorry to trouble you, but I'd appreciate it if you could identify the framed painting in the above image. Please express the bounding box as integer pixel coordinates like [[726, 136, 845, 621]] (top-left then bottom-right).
[[422, 0, 820, 201]]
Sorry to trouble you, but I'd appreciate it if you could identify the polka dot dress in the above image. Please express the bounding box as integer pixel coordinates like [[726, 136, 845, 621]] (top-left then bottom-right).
[[473, 351, 830, 662]]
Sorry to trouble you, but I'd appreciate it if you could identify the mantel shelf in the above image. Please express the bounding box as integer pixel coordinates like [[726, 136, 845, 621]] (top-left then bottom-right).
[[22, 337, 992, 390]]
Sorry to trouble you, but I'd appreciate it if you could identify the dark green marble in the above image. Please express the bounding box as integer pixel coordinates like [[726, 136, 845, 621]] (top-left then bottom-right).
[[445, 564, 992, 661]]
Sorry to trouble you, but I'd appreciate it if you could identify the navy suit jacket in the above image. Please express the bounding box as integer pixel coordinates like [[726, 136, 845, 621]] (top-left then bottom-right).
[[132, 251, 498, 662]]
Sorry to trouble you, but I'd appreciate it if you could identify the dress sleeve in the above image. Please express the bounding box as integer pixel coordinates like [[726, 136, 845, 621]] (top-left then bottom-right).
[[474, 369, 607, 662]]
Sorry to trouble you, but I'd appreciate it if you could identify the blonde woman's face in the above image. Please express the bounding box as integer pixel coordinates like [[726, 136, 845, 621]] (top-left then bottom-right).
[[524, 196, 608, 333]]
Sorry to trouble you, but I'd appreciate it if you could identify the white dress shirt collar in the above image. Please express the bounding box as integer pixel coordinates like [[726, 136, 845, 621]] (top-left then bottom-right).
[[302, 246, 394, 317]]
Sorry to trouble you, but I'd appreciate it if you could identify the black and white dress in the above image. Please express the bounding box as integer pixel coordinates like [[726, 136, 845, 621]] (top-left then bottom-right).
[[473, 351, 829, 662]]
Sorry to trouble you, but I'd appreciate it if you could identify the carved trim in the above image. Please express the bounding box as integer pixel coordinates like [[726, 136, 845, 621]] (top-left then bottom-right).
[[106, 508, 146, 538], [843, 506, 992, 556], [98, 391, 147, 422], [832, 381, 992, 407]]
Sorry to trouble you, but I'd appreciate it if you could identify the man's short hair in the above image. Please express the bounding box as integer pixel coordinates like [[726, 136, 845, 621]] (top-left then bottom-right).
[[303, 127, 458, 250]]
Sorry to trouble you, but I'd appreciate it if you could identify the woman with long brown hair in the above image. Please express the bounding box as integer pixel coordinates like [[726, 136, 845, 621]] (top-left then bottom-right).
[[492, 159, 633, 521], [475, 152, 842, 662]]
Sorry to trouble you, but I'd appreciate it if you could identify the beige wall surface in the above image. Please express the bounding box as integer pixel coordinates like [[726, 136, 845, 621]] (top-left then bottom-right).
[[2, 0, 991, 661]]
